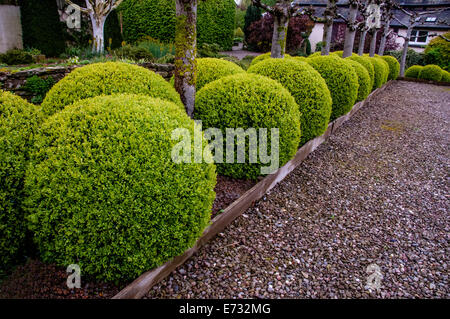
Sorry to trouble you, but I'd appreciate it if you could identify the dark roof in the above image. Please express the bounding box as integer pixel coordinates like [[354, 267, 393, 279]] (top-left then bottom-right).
[[297, 0, 450, 6]]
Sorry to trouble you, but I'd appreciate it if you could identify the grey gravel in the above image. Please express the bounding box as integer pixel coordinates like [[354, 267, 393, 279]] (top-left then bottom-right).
[[146, 81, 450, 299]]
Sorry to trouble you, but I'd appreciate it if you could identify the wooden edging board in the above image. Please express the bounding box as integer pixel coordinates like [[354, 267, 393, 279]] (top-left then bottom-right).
[[112, 81, 395, 299]]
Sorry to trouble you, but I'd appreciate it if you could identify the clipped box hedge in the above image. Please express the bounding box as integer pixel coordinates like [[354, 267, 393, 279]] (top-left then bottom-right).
[[24, 94, 216, 283], [345, 59, 371, 102], [306, 55, 359, 121], [0, 91, 41, 274], [381, 55, 400, 81], [405, 65, 423, 78], [347, 55, 375, 89], [365, 56, 388, 90], [248, 58, 332, 145], [195, 73, 301, 180], [41, 62, 182, 117], [197, 58, 245, 90], [418, 64, 443, 82], [249, 52, 293, 67]]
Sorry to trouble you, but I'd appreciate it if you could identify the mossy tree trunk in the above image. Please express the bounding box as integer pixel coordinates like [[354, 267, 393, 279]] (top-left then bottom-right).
[[175, 0, 197, 118], [342, 0, 359, 58], [321, 0, 338, 55], [369, 29, 378, 57], [271, 13, 289, 58], [399, 26, 412, 76], [358, 29, 368, 55]]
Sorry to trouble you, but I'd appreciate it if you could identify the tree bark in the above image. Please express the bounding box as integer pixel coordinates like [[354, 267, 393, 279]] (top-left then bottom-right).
[[378, 16, 391, 55], [342, 2, 358, 58], [400, 26, 412, 77], [369, 29, 378, 57], [271, 14, 289, 58], [91, 14, 106, 53], [358, 29, 368, 55], [175, 0, 197, 118], [321, 1, 337, 55]]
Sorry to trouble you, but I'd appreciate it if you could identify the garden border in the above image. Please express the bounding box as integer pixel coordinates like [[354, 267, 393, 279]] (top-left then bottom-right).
[[397, 77, 450, 87], [113, 80, 395, 299]]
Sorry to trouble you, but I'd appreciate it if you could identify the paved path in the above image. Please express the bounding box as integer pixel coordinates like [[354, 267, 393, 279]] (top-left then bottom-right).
[[146, 82, 450, 299]]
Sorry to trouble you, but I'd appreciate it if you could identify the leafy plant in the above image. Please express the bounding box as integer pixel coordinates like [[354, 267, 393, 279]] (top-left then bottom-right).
[[0, 49, 33, 65], [404, 65, 423, 78], [24, 75, 55, 104], [196, 58, 245, 90], [385, 49, 425, 70], [424, 32, 450, 71], [418, 64, 443, 82], [112, 44, 154, 62]]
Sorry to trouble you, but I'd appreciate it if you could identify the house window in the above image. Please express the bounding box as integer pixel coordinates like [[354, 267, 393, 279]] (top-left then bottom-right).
[[410, 30, 429, 44]]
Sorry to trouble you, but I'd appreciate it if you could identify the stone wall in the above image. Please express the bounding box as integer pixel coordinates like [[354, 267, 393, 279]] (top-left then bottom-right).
[[0, 62, 175, 102]]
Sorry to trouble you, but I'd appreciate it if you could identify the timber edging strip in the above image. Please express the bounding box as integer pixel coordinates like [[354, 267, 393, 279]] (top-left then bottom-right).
[[112, 80, 395, 299]]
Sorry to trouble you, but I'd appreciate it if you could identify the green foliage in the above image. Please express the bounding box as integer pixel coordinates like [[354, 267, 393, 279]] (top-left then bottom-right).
[[24, 94, 216, 283], [424, 32, 450, 71], [235, 8, 246, 30], [385, 49, 425, 70], [404, 65, 423, 78], [248, 58, 332, 144], [347, 55, 375, 89], [137, 38, 175, 59], [380, 55, 400, 81], [244, 5, 262, 40], [20, 0, 65, 57], [0, 49, 33, 65], [374, 57, 390, 85], [24, 75, 55, 104], [220, 56, 248, 70], [306, 56, 359, 121], [105, 10, 124, 50], [249, 52, 293, 67], [197, 43, 223, 58], [441, 70, 450, 83], [365, 56, 388, 90], [234, 27, 245, 38], [418, 64, 443, 82], [111, 44, 154, 61], [197, 58, 245, 90], [41, 62, 182, 117], [344, 59, 371, 102], [195, 73, 301, 179], [0, 91, 41, 275], [118, 0, 235, 50]]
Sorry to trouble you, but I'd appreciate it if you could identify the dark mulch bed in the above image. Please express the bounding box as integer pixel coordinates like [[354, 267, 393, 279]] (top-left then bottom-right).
[[0, 175, 255, 299]]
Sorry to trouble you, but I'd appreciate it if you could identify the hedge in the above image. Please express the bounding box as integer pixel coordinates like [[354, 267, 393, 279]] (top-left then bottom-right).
[[381, 55, 400, 81], [418, 64, 443, 82], [197, 58, 245, 90], [118, 0, 235, 50], [248, 58, 332, 145], [365, 56, 389, 90], [24, 94, 216, 283], [195, 73, 301, 180], [249, 52, 292, 67], [41, 62, 182, 117], [347, 55, 375, 89], [20, 0, 65, 57], [344, 58, 371, 102], [306, 55, 359, 121], [0, 91, 41, 274], [442, 70, 450, 83], [405, 65, 423, 78], [424, 32, 450, 71]]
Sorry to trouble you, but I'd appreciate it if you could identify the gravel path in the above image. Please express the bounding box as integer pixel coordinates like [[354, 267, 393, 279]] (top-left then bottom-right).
[[146, 81, 450, 299]]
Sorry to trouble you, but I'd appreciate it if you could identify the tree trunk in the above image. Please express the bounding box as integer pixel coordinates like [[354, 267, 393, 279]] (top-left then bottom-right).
[[271, 14, 289, 58], [369, 29, 378, 57], [342, 2, 358, 58], [91, 14, 106, 54], [378, 17, 391, 56], [358, 29, 368, 55], [400, 27, 412, 77], [321, 19, 333, 55], [174, 0, 197, 118]]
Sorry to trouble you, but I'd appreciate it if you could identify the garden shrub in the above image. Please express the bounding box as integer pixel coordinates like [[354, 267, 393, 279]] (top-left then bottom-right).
[[375, 57, 390, 85], [195, 73, 301, 179], [24, 75, 55, 104], [220, 56, 248, 70], [20, 0, 65, 57], [365, 56, 388, 90], [386, 48, 425, 70], [249, 52, 292, 67], [248, 58, 332, 144], [418, 64, 443, 82], [197, 58, 245, 90], [23, 94, 216, 283], [0, 49, 33, 65], [344, 59, 371, 102], [0, 91, 41, 275], [404, 65, 423, 78], [441, 70, 450, 83], [381, 55, 400, 81], [41, 62, 182, 117], [424, 32, 450, 71], [118, 0, 235, 50], [306, 55, 359, 121], [347, 55, 375, 89], [307, 51, 322, 58], [111, 44, 154, 61]]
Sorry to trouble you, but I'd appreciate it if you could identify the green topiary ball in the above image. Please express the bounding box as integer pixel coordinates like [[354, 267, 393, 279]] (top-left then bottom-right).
[[344, 58, 371, 102], [0, 91, 41, 274], [41, 62, 183, 117], [331, 51, 344, 57], [308, 52, 322, 58], [306, 55, 359, 121], [196, 58, 245, 90], [365, 56, 388, 90], [195, 73, 301, 180], [249, 52, 292, 67], [381, 55, 400, 80], [405, 65, 423, 78], [248, 58, 332, 145], [418, 64, 443, 82], [375, 57, 390, 85], [441, 70, 450, 82], [24, 94, 216, 283], [347, 55, 375, 89]]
